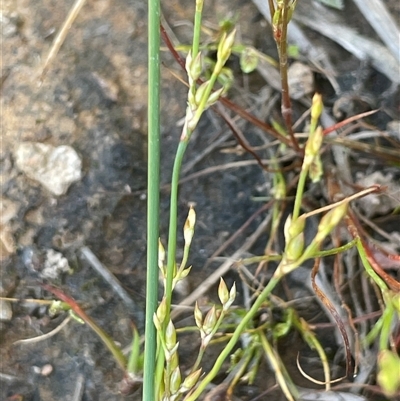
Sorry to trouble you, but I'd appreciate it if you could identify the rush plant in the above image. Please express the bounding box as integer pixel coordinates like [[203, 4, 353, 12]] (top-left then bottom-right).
[[38, 0, 399, 399]]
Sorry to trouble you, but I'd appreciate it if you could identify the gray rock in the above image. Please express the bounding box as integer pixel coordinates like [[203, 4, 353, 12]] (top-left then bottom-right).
[[0, 300, 12, 321], [288, 61, 314, 100], [356, 171, 400, 217], [40, 249, 71, 279], [15, 142, 82, 196], [0, 196, 19, 225]]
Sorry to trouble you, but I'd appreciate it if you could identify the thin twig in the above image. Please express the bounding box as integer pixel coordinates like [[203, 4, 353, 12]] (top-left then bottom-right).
[[181, 129, 232, 175], [177, 156, 299, 187], [277, 0, 299, 151], [79, 247, 139, 315], [204, 202, 273, 270], [13, 316, 72, 346], [311, 259, 355, 379], [39, 0, 87, 83], [0, 372, 19, 382], [72, 374, 85, 401]]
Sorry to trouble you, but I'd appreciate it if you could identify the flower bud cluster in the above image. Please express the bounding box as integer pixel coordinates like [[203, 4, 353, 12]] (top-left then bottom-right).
[[377, 349, 400, 397], [183, 206, 196, 247], [193, 279, 236, 349], [304, 94, 325, 182], [283, 214, 305, 263], [184, 30, 236, 134], [218, 278, 236, 311], [301, 202, 349, 261]]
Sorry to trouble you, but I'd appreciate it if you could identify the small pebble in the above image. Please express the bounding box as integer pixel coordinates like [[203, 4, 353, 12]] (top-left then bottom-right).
[[40, 249, 71, 279], [288, 61, 314, 99], [40, 364, 53, 376], [32, 366, 41, 375], [0, 300, 12, 321], [15, 142, 82, 196]]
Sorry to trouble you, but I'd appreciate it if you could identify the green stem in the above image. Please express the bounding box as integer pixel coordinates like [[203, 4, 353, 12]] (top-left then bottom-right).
[[80, 312, 127, 371], [292, 167, 308, 221], [155, 341, 164, 397], [165, 47, 225, 313], [314, 239, 357, 258], [190, 66, 222, 130], [143, 0, 160, 397], [155, 140, 188, 398], [191, 346, 206, 375], [356, 239, 388, 293], [302, 328, 331, 390], [379, 305, 394, 351], [178, 242, 191, 273], [191, 309, 227, 374], [165, 141, 189, 317], [192, 0, 204, 59], [241, 254, 282, 266], [363, 315, 383, 346], [127, 327, 140, 374], [159, 4, 205, 393], [228, 347, 254, 390]]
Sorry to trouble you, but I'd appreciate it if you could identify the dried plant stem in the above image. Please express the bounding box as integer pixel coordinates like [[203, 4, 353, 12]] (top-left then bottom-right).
[[278, 3, 295, 145], [13, 316, 72, 345], [273, 0, 299, 151], [80, 247, 138, 313], [42, 284, 127, 371], [39, 0, 87, 82]]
